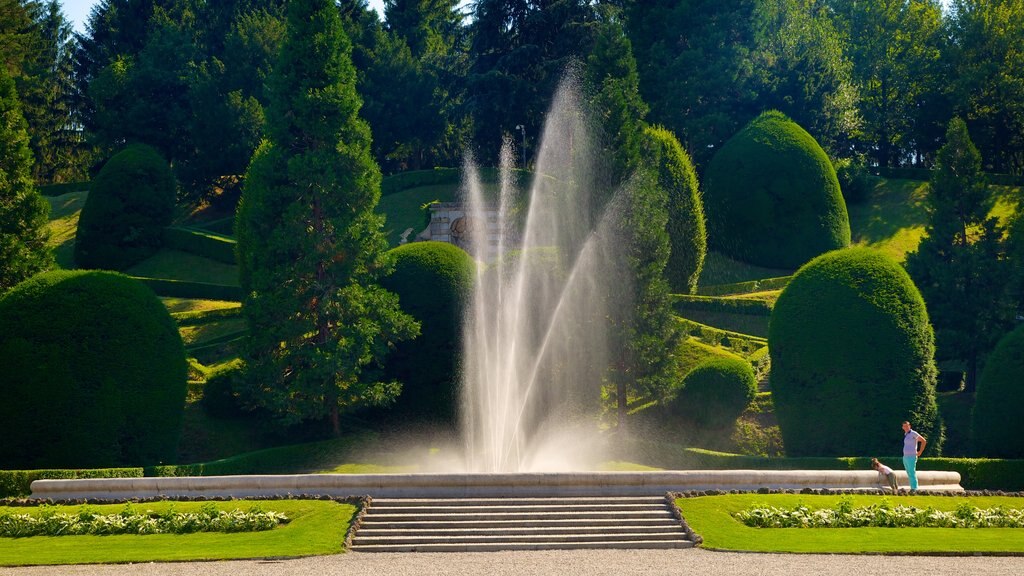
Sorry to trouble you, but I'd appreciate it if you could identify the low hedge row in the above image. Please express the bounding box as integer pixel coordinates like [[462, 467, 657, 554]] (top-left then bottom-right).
[[0, 468, 143, 498], [697, 276, 792, 297], [672, 294, 772, 317], [163, 227, 237, 265], [133, 277, 242, 301], [172, 306, 242, 326], [381, 168, 460, 196], [675, 317, 767, 357], [872, 167, 1024, 187], [37, 181, 90, 196], [683, 449, 1024, 491], [381, 167, 534, 196]]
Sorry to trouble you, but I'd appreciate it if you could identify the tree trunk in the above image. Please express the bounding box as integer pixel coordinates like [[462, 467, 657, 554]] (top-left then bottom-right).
[[964, 355, 978, 394], [617, 379, 627, 432]]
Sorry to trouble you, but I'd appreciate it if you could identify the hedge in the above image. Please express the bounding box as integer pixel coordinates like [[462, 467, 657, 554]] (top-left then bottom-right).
[[675, 317, 767, 357], [0, 468, 143, 498], [163, 226, 237, 264], [134, 277, 242, 301], [664, 356, 757, 428], [680, 449, 1024, 492], [769, 247, 941, 457], [380, 166, 533, 196], [0, 271, 187, 469], [972, 324, 1024, 458], [697, 276, 792, 297], [872, 166, 1024, 187], [672, 294, 772, 317], [704, 110, 850, 269], [641, 125, 706, 294], [172, 306, 242, 326], [74, 144, 176, 270], [37, 181, 89, 197]]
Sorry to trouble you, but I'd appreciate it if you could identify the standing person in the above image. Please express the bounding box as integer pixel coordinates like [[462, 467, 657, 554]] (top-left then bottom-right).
[[902, 421, 927, 491], [872, 458, 899, 494]]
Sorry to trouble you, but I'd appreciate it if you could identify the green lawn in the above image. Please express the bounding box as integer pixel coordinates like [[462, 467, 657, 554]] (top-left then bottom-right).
[[698, 251, 794, 287], [0, 500, 356, 566], [127, 249, 240, 286], [679, 493, 1024, 553], [180, 317, 248, 347], [44, 191, 88, 269], [162, 297, 241, 315], [377, 183, 460, 247]]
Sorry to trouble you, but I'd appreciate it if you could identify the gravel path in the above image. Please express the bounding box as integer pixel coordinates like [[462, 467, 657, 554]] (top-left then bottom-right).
[[5, 549, 1024, 576]]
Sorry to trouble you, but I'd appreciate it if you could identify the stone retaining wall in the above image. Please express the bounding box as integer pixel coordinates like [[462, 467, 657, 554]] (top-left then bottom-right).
[[31, 470, 963, 500]]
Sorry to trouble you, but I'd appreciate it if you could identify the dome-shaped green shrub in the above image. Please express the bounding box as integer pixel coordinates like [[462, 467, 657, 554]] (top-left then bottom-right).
[[972, 324, 1024, 457], [381, 241, 475, 420], [75, 144, 176, 270], [641, 125, 706, 294], [665, 356, 756, 428], [704, 111, 850, 269], [0, 270, 187, 468], [769, 247, 941, 456]]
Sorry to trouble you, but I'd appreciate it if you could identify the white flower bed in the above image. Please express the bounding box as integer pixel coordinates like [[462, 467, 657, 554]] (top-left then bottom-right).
[[0, 503, 288, 537], [735, 498, 1024, 528]]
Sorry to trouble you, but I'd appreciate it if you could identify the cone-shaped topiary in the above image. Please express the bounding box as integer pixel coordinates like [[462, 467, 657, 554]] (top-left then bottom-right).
[[381, 241, 475, 421], [769, 247, 941, 457], [640, 125, 706, 294], [74, 143, 176, 270], [664, 356, 756, 428], [0, 270, 187, 468], [972, 324, 1024, 457], [704, 110, 850, 269]]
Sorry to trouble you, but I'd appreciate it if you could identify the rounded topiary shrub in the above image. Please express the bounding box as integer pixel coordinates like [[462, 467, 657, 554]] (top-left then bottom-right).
[[665, 356, 756, 428], [74, 143, 176, 270], [641, 125, 706, 294], [768, 247, 941, 457], [0, 270, 187, 468], [704, 110, 850, 269], [972, 324, 1024, 457], [381, 241, 475, 420]]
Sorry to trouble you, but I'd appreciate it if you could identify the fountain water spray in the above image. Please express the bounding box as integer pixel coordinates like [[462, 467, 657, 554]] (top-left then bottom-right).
[[460, 77, 629, 472]]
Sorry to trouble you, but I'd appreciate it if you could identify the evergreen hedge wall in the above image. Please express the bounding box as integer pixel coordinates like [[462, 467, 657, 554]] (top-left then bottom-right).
[[0, 270, 188, 469], [769, 247, 942, 457], [704, 111, 850, 269], [972, 324, 1024, 457]]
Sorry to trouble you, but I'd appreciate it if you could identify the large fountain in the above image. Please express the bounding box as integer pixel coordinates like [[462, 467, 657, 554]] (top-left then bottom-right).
[[459, 77, 629, 473]]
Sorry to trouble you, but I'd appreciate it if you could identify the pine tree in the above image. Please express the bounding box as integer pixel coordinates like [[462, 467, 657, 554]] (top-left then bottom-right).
[[235, 0, 419, 434], [586, 18, 680, 428], [906, 118, 1013, 392], [0, 66, 52, 292]]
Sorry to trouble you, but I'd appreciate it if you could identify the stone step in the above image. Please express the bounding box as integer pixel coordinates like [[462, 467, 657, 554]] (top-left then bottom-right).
[[366, 510, 674, 522], [353, 531, 687, 546], [360, 518, 680, 530], [351, 539, 695, 553], [358, 524, 682, 536], [370, 496, 667, 507], [366, 503, 667, 514]]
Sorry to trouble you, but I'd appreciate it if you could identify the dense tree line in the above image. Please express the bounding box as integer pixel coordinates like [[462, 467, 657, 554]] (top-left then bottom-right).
[[2, 0, 1023, 195]]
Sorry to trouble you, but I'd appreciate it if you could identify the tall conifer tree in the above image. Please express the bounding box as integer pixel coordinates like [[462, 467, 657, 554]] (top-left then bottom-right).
[[236, 0, 418, 434], [0, 67, 52, 292]]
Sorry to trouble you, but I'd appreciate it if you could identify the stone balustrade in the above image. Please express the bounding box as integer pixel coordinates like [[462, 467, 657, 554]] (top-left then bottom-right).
[[30, 470, 963, 500]]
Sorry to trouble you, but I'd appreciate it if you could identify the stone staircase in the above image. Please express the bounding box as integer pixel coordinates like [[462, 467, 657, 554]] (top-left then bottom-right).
[[350, 496, 694, 552]]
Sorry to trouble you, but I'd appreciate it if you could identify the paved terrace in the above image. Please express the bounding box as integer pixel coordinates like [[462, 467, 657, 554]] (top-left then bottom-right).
[[30, 470, 964, 500]]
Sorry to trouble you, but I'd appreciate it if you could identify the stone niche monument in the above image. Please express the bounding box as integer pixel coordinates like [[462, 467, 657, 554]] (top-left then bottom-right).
[[417, 201, 504, 260]]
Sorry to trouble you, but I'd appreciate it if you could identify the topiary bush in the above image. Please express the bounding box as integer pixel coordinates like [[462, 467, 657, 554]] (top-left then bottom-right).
[[972, 324, 1024, 457], [703, 110, 850, 269], [380, 241, 475, 421], [664, 356, 756, 428], [202, 358, 246, 418], [769, 247, 942, 457], [74, 144, 176, 270], [641, 125, 706, 294], [0, 270, 187, 468]]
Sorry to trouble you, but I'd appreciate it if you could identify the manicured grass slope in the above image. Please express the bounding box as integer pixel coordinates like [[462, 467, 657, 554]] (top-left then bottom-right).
[[679, 494, 1024, 553], [127, 250, 240, 286], [0, 500, 355, 566], [377, 183, 459, 247], [44, 191, 88, 268]]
